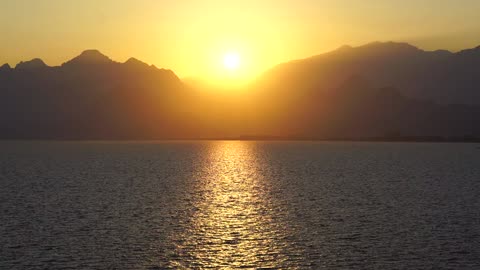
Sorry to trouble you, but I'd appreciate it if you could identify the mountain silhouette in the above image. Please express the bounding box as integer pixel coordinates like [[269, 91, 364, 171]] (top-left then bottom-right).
[[1, 44, 480, 140], [0, 64, 12, 72], [246, 72, 480, 139], [258, 41, 480, 105], [0, 50, 190, 139], [15, 58, 48, 70], [62, 49, 113, 67]]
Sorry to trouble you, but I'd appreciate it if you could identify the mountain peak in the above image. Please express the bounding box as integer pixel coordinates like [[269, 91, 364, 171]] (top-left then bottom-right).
[[124, 57, 149, 68], [63, 49, 112, 66], [79, 49, 109, 59], [361, 41, 420, 52], [15, 58, 48, 70], [0, 63, 12, 71]]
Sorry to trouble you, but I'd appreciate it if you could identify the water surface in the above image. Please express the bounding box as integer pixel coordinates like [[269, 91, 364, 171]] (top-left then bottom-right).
[[1, 141, 479, 269]]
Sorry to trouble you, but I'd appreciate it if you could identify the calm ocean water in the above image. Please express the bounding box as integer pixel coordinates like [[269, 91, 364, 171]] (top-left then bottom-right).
[[0, 141, 479, 269]]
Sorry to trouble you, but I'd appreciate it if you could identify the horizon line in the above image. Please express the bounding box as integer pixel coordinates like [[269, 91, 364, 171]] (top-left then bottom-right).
[[3, 40, 480, 78]]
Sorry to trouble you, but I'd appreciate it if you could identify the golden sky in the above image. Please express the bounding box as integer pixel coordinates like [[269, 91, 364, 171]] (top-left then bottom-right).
[[1, 0, 480, 83]]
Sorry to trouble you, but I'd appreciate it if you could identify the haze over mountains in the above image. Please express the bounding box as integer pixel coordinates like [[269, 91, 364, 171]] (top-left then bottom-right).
[[1, 42, 479, 140], [0, 50, 190, 139], [259, 42, 480, 105]]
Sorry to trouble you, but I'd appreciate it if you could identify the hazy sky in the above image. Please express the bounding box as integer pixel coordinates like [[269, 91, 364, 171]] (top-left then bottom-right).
[[1, 0, 480, 82]]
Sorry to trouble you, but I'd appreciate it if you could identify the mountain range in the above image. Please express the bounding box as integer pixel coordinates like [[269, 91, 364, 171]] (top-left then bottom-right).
[[1, 42, 479, 140], [0, 50, 189, 139], [259, 42, 480, 105]]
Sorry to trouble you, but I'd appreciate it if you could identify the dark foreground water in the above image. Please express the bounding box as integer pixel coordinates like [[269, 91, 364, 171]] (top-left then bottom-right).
[[0, 141, 479, 269]]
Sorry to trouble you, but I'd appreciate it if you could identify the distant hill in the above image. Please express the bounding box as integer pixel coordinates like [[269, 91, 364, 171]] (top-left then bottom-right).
[[1, 44, 480, 140], [0, 50, 193, 139], [249, 75, 480, 138], [258, 42, 480, 105]]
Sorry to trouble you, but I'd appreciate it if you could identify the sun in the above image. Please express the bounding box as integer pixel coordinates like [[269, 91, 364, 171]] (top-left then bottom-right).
[[223, 52, 241, 70]]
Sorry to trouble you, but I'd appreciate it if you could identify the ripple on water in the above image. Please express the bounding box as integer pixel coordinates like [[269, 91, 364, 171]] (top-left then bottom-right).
[[0, 141, 479, 269]]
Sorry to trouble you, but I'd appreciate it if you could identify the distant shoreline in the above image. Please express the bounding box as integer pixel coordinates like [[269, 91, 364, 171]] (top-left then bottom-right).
[[237, 135, 480, 143], [1, 136, 480, 143]]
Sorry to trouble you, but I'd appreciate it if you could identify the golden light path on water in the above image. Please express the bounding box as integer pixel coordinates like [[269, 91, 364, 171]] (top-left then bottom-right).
[[168, 141, 305, 269]]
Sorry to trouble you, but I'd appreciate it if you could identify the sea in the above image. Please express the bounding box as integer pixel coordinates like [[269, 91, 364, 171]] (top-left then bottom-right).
[[1, 141, 479, 269]]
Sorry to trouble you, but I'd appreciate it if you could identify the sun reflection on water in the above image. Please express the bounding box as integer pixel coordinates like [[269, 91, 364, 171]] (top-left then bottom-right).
[[168, 141, 303, 269]]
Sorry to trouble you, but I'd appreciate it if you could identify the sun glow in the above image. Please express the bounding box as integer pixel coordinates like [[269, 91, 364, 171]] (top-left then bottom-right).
[[223, 52, 241, 70]]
